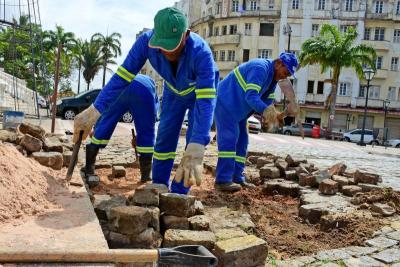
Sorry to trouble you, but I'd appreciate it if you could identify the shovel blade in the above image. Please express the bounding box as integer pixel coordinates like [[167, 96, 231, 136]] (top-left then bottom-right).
[[158, 245, 217, 267]]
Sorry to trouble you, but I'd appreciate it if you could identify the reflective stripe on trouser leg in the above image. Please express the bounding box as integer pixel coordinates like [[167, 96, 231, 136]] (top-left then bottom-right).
[[233, 119, 249, 183], [215, 104, 240, 184], [152, 89, 187, 190]]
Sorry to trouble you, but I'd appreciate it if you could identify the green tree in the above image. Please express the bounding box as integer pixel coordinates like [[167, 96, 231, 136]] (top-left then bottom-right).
[[72, 38, 85, 93], [91, 32, 121, 87], [81, 40, 104, 90], [299, 24, 376, 134]]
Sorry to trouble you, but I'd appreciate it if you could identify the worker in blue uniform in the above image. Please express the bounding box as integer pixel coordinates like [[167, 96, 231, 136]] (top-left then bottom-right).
[[73, 7, 219, 194], [82, 74, 158, 187], [215, 53, 299, 192]]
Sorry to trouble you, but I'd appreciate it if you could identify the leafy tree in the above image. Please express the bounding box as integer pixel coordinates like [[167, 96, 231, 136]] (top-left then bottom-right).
[[299, 24, 376, 133]]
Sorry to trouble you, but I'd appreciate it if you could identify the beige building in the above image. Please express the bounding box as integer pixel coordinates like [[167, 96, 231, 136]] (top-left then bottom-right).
[[185, 0, 400, 139]]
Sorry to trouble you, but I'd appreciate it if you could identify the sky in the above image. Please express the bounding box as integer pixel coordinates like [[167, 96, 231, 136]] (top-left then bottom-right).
[[39, 0, 177, 91]]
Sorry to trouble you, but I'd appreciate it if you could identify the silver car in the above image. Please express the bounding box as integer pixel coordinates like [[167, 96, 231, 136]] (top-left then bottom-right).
[[282, 123, 315, 137]]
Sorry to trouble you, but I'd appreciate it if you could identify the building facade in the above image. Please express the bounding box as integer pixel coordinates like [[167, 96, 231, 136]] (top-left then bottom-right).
[[184, 0, 400, 138]]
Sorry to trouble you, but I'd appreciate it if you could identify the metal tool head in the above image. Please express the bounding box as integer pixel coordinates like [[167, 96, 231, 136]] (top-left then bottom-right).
[[66, 130, 84, 182]]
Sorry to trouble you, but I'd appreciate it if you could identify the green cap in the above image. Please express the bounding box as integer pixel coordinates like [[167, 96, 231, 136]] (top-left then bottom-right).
[[149, 7, 188, 52]]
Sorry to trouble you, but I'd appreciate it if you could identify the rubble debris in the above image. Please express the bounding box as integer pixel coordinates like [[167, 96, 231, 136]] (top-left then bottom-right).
[[319, 179, 338, 195], [129, 183, 168, 206], [18, 122, 46, 140], [159, 193, 196, 217], [328, 162, 347, 176], [31, 151, 63, 170], [20, 134, 42, 153], [354, 170, 382, 185], [111, 166, 126, 178]]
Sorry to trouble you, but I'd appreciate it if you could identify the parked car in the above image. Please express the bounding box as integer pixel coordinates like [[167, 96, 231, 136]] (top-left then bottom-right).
[[56, 89, 133, 123], [282, 123, 315, 137], [342, 129, 379, 145], [388, 139, 400, 148], [37, 95, 48, 108], [247, 115, 261, 134]]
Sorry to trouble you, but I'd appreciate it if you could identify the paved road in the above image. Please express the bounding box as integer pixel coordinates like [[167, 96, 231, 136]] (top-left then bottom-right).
[[25, 116, 400, 190]]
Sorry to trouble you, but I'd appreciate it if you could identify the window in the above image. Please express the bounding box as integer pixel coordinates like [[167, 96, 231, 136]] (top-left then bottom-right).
[[232, 0, 239, 12], [260, 23, 274, 36], [317, 81, 324, 94], [229, 24, 237, 34], [212, 51, 218, 60], [258, 49, 271, 59], [268, 0, 275, 9], [312, 24, 319, 37], [397, 1, 400, 14], [250, 0, 257, 10], [316, 0, 326, 10], [202, 29, 206, 38], [388, 87, 397, 100], [243, 49, 250, 62], [364, 28, 371, 40], [391, 57, 399, 71], [245, 23, 252, 35], [292, 0, 300, 9], [216, 2, 222, 14], [214, 26, 219, 36], [222, 25, 227, 35], [208, 7, 213, 15], [340, 25, 349, 33], [359, 85, 366, 97], [374, 27, 385, 41], [307, 81, 315, 94], [345, 0, 354, 11], [369, 86, 380, 99], [394, 29, 400, 43], [219, 50, 225, 61], [339, 82, 348, 96], [376, 56, 383, 69], [228, 50, 236, 61], [375, 1, 383, 13]]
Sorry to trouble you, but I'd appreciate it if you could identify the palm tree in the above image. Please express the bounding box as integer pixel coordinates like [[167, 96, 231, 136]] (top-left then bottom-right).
[[299, 24, 376, 135], [72, 38, 84, 94], [81, 40, 104, 91], [91, 32, 122, 87]]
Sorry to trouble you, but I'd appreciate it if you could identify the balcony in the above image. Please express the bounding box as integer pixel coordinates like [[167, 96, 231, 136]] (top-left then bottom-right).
[[206, 35, 240, 45], [287, 9, 303, 18], [305, 93, 325, 103], [362, 40, 391, 51], [366, 12, 392, 20], [240, 9, 280, 17], [355, 98, 385, 108], [217, 61, 239, 71], [373, 69, 388, 79], [336, 95, 352, 105], [388, 100, 400, 109]]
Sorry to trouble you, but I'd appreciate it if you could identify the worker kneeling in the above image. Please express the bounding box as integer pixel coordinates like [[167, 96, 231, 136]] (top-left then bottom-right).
[[82, 74, 158, 187], [215, 53, 299, 192]]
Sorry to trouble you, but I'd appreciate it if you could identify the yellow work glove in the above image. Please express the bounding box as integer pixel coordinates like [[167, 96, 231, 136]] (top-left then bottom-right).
[[73, 104, 100, 143], [175, 143, 205, 187]]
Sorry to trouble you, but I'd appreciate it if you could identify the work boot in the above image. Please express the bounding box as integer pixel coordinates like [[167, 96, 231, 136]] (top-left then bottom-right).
[[214, 182, 242, 192], [83, 145, 100, 188], [238, 181, 256, 189], [139, 156, 152, 183]]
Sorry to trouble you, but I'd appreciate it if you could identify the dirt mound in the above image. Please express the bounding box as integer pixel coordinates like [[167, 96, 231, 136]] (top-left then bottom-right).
[[0, 142, 63, 225]]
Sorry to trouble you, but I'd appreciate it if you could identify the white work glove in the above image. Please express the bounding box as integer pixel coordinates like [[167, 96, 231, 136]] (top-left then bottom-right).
[[73, 104, 100, 143], [175, 143, 205, 187], [262, 105, 285, 132]]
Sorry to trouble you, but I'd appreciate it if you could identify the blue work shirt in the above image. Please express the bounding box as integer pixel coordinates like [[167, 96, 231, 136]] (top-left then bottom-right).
[[94, 30, 219, 145], [217, 58, 277, 122]]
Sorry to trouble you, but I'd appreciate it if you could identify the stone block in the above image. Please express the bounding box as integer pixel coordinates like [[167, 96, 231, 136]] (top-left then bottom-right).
[[328, 162, 347, 176], [275, 159, 288, 176], [18, 122, 45, 140], [63, 150, 72, 167], [214, 235, 267, 267], [332, 175, 350, 189], [107, 231, 131, 248], [129, 183, 168, 206], [299, 202, 332, 224], [354, 170, 382, 185], [315, 169, 332, 184], [94, 194, 127, 220], [344, 246, 378, 257], [20, 134, 42, 153], [284, 170, 298, 181], [262, 179, 300, 197], [43, 136, 64, 153], [358, 183, 383, 192], [0, 129, 18, 143], [341, 185, 362, 197], [319, 179, 338, 195], [159, 193, 196, 217], [215, 229, 248, 241], [31, 151, 63, 170], [15, 144, 27, 156], [247, 155, 259, 164], [371, 203, 396, 217], [386, 231, 400, 241], [189, 215, 211, 231], [259, 166, 280, 179], [372, 248, 400, 264], [194, 200, 205, 215], [315, 248, 351, 261], [112, 165, 126, 178], [163, 229, 216, 250], [256, 157, 274, 168], [130, 227, 162, 249], [109, 206, 152, 235], [93, 194, 111, 207], [343, 256, 384, 267], [161, 215, 189, 230], [148, 206, 160, 232], [298, 173, 317, 187], [365, 236, 398, 249]]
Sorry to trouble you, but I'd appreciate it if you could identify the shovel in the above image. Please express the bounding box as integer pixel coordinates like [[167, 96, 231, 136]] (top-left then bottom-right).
[[65, 130, 84, 183], [0, 245, 218, 266]]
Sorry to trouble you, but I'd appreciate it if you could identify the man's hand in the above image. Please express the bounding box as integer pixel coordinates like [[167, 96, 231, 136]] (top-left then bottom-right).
[[175, 143, 205, 187], [73, 104, 100, 143]]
